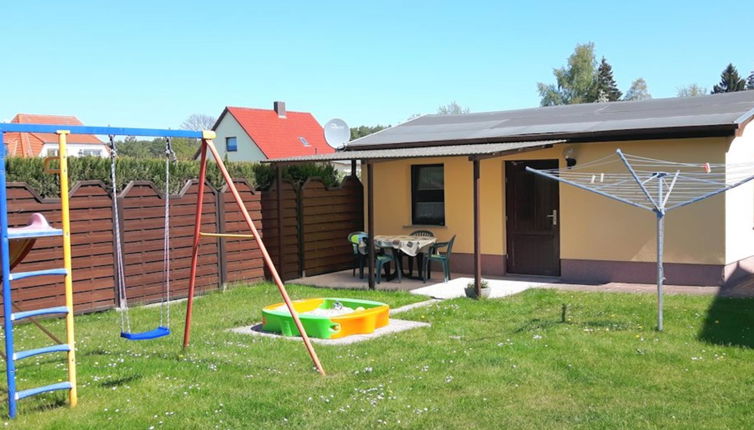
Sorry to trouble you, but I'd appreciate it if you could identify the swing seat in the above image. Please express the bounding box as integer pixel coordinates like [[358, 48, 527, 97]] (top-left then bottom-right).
[[120, 326, 170, 341]]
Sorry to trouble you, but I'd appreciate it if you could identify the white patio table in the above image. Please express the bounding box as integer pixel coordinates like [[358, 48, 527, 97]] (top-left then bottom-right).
[[372, 235, 437, 257]]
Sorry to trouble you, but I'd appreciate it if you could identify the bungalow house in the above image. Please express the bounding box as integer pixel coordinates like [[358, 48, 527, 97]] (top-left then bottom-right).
[[4, 114, 108, 157], [212, 102, 336, 162], [267, 91, 754, 288]]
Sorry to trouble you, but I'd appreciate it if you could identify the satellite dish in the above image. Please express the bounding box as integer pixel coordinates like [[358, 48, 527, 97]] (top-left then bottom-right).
[[324, 118, 350, 149]]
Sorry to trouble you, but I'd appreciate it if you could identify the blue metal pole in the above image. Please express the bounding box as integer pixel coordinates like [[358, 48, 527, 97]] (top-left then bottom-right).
[[0, 124, 203, 139], [0, 132, 18, 417]]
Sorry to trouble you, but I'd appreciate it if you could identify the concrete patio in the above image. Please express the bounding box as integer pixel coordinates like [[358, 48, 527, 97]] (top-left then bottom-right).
[[286, 269, 754, 298]]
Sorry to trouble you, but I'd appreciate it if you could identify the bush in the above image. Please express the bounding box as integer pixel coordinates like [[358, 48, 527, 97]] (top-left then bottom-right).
[[5, 157, 343, 197], [253, 163, 343, 190]]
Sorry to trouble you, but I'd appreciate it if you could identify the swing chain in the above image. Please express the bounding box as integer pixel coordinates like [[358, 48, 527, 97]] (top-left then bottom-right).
[[161, 137, 173, 329], [108, 135, 131, 333]]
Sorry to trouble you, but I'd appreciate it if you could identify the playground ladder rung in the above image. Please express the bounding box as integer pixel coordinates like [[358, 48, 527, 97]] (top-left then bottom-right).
[[7, 229, 63, 240], [199, 231, 254, 239], [11, 306, 69, 322], [9, 267, 67, 281], [15, 382, 72, 401], [13, 344, 70, 361]]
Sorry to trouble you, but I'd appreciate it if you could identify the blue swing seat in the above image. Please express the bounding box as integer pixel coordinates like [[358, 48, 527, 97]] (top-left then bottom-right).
[[120, 326, 171, 341]]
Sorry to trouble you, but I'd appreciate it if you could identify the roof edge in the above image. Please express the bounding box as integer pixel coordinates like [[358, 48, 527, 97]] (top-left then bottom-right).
[[345, 124, 738, 151]]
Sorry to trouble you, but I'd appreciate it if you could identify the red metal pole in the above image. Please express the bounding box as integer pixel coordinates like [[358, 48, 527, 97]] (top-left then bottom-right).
[[182, 139, 209, 348], [205, 140, 326, 376]]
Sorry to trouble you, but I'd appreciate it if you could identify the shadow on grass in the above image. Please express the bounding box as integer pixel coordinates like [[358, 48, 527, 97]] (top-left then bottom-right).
[[18, 396, 68, 414], [698, 295, 754, 348], [100, 374, 142, 388], [514, 318, 560, 333]]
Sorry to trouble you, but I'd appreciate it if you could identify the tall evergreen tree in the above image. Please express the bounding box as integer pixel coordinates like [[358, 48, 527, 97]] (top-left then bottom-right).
[[712, 63, 746, 93], [594, 57, 622, 101]]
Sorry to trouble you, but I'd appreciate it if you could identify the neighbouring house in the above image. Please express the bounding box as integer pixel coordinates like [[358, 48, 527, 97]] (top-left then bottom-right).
[[266, 91, 754, 287], [4, 114, 108, 157], [212, 102, 336, 164]]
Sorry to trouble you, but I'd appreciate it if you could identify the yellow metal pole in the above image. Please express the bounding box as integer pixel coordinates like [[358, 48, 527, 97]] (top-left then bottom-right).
[[56, 131, 77, 407], [198, 232, 255, 239]]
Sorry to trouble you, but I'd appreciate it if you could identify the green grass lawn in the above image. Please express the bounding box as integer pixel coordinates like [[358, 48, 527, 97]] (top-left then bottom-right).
[[3, 283, 753, 429]]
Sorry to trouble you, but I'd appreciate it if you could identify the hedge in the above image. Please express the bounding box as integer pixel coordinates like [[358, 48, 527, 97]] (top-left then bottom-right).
[[5, 157, 342, 198]]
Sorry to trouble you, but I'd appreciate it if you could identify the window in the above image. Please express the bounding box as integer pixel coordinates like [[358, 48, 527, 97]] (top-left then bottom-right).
[[226, 136, 238, 152], [46, 149, 59, 157], [411, 164, 445, 225], [78, 149, 100, 157], [298, 136, 310, 147]]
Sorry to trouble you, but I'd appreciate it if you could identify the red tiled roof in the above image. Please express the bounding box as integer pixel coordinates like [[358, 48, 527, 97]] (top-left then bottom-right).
[[4, 114, 104, 157], [223, 106, 335, 159]]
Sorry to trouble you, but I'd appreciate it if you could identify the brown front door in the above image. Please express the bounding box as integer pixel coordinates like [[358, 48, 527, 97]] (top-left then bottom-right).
[[505, 160, 560, 276]]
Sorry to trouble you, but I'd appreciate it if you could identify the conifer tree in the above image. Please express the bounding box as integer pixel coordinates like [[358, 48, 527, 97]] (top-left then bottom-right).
[[594, 58, 622, 101], [712, 64, 746, 93]]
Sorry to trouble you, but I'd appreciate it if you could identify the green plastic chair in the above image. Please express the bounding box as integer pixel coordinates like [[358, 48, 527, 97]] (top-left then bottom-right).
[[356, 235, 401, 284], [406, 230, 434, 278], [348, 231, 367, 278], [376, 248, 401, 284], [423, 235, 455, 283]]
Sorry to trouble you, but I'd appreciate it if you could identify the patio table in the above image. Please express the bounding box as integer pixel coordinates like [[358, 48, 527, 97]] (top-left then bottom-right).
[[374, 235, 438, 280], [372, 235, 437, 257]]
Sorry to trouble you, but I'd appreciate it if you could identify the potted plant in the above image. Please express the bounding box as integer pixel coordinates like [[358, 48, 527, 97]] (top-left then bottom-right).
[[465, 280, 491, 299]]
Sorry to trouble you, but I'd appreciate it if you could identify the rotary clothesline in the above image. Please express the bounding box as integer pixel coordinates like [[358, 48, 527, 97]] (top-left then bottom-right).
[[527, 149, 754, 331]]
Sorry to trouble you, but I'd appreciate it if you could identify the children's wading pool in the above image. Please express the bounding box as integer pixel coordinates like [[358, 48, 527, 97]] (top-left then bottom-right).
[[262, 298, 390, 339]]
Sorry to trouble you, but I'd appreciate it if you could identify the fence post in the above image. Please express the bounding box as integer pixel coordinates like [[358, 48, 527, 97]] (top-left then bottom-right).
[[276, 167, 285, 280], [216, 183, 227, 291], [296, 182, 305, 279]]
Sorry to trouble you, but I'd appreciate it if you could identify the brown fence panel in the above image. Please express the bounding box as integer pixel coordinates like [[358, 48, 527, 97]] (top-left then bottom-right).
[[219, 180, 266, 285], [118, 180, 220, 306], [2, 172, 366, 319], [5, 181, 116, 316], [300, 176, 364, 276], [258, 179, 300, 281]]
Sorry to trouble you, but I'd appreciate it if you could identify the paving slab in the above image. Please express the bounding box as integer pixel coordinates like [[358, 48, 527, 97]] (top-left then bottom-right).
[[410, 277, 547, 299]]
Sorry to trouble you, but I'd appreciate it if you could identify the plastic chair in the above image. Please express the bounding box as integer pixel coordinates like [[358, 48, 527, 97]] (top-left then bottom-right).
[[423, 235, 455, 283], [405, 230, 434, 278], [409, 230, 434, 237], [347, 231, 367, 278], [376, 247, 401, 284]]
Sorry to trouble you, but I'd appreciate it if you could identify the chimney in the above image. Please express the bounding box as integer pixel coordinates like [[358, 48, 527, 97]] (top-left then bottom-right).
[[274, 101, 286, 118]]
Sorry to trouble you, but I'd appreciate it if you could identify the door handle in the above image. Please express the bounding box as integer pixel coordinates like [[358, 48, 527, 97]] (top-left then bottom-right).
[[545, 209, 558, 226]]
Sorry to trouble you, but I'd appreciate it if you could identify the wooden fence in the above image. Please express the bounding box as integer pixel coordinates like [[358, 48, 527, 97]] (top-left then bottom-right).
[[3, 175, 363, 317]]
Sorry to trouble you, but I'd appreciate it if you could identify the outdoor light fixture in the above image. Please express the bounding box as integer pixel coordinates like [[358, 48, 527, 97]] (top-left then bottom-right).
[[563, 147, 577, 168]]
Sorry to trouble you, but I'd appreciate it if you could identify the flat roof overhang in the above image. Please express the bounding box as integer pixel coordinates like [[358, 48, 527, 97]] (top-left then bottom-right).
[[262, 140, 565, 164]]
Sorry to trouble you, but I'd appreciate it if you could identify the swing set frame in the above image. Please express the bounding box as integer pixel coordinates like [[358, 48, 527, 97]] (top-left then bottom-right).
[[4, 123, 325, 373]]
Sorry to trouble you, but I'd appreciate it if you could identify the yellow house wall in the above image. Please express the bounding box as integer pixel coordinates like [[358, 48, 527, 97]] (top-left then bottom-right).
[[364, 136, 730, 266], [725, 122, 754, 264]]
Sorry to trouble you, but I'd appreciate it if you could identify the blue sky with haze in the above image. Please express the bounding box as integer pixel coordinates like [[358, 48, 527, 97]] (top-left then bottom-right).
[[2, 1, 751, 129]]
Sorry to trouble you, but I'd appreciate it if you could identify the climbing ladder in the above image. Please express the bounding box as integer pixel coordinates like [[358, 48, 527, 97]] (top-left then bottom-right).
[[0, 130, 77, 418]]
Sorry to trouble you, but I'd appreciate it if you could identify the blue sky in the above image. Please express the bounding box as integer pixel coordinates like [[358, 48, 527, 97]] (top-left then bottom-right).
[[2, 1, 752, 129]]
